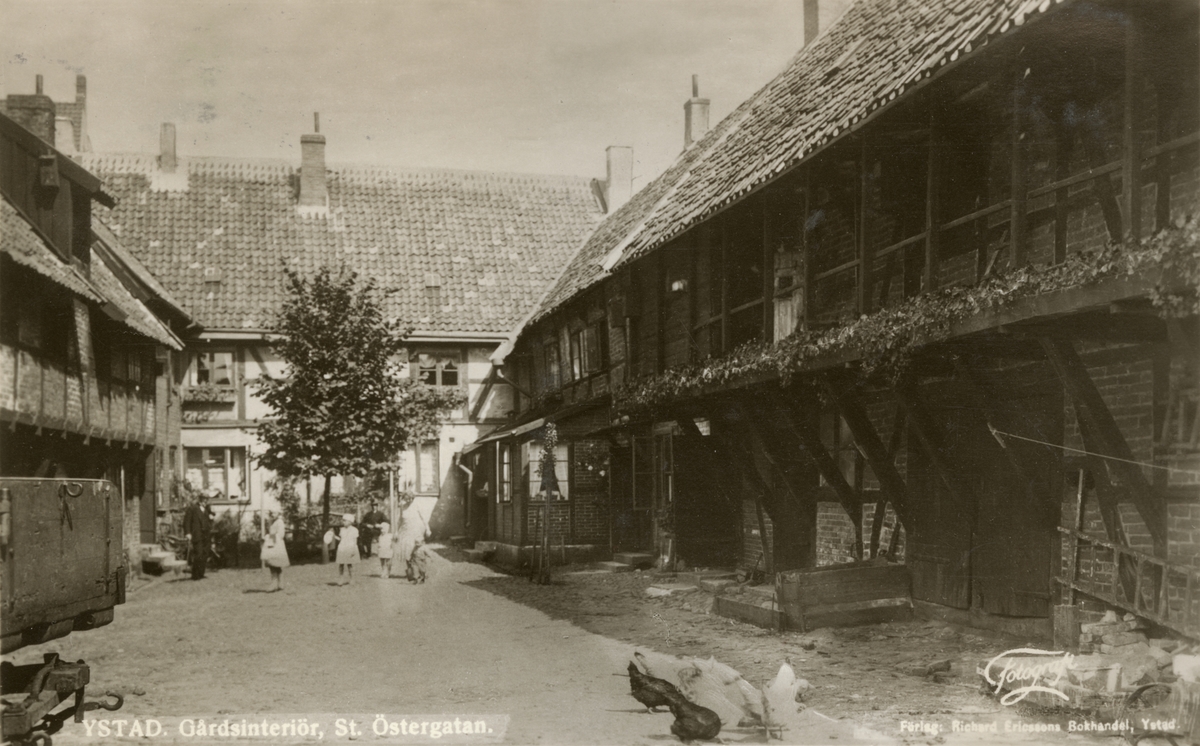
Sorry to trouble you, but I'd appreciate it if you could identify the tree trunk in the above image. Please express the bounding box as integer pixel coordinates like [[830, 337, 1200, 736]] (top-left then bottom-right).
[[321, 474, 332, 564]]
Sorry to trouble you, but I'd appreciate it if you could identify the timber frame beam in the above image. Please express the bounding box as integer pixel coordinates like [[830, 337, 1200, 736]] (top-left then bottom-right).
[[1040, 337, 1167, 555], [776, 386, 865, 557], [819, 374, 911, 529]]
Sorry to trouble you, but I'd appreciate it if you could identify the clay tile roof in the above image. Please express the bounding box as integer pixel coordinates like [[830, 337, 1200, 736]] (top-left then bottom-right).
[[533, 0, 1068, 319], [79, 154, 604, 335], [87, 243, 183, 350], [1, 197, 103, 303]]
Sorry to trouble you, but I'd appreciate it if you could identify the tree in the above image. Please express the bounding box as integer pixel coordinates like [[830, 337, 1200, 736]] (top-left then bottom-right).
[[254, 265, 463, 555]]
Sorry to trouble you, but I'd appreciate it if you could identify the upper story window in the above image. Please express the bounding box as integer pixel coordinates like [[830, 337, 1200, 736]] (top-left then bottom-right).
[[569, 325, 603, 380], [543, 341, 562, 390], [191, 350, 234, 387], [413, 351, 464, 418], [497, 443, 513, 503], [417, 353, 459, 388]]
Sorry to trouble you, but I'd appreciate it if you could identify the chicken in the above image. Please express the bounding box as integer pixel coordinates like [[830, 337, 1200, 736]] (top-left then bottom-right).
[[665, 690, 722, 743], [677, 665, 748, 727], [761, 660, 810, 740], [627, 660, 681, 713], [692, 656, 764, 726]]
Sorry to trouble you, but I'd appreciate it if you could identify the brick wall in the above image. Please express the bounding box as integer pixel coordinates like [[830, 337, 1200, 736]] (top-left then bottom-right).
[[816, 500, 907, 567], [740, 497, 771, 571]]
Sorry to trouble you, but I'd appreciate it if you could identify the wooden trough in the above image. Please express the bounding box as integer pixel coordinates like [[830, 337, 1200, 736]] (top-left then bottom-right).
[[776, 562, 912, 631]]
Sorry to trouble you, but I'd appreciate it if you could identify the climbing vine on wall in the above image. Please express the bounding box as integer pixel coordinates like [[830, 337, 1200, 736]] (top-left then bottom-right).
[[613, 219, 1200, 415]]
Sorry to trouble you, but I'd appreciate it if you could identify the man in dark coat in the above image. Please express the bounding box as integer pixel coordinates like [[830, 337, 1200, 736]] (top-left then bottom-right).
[[183, 490, 214, 580], [359, 499, 387, 559]]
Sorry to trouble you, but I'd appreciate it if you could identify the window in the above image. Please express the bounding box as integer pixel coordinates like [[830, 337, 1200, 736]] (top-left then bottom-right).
[[184, 447, 246, 499], [819, 411, 873, 489], [414, 440, 440, 494], [526, 440, 569, 501], [417, 354, 458, 387], [192, 351, 234, 386], [543, 342, 561, 390], [497, 443, 512, 503], [414, 351, 463, 417], [569, 325, 603, 380]]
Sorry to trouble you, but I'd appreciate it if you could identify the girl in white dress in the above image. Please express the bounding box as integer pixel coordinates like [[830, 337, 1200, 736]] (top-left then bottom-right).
[[336, 513, 360, 585], [376, 521, 395, 578], [260, 512, 290, 591]]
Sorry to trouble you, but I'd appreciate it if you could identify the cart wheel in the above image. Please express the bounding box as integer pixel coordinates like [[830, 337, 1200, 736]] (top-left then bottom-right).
[[1118, 683, 1179, 746]]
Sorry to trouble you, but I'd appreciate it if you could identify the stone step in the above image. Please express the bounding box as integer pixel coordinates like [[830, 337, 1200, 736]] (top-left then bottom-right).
[[596, 561, 636, 573], [612, 552, 655, 568], [143, 551, 176, 565], [474, 541, 498, 553], [463, 549, 489, 563]]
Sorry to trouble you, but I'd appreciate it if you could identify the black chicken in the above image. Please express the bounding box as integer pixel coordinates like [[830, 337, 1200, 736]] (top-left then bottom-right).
[[665, 691, 722, 743], [627, 660, 680, 713]]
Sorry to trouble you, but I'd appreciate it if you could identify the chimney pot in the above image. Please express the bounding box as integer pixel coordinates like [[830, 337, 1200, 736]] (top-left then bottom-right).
[[75, 75, 87, 103], [805, 0, 820, 45], [160, 123, 177, 173], [683, 76, 710, 149], [299, 113, 328, 211], [35, 74, 43, 95], [604, 146, 634, 213]]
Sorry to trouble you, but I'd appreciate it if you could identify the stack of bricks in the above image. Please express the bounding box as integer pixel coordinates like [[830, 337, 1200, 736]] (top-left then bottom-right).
[[1079, 610, 1150, 655]]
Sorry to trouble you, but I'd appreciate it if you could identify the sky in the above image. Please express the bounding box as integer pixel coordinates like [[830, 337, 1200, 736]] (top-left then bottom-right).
[[2, 0, 848, 189]]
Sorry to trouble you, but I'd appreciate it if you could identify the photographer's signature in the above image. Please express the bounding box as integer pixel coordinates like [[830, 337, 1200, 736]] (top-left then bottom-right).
[[979, 647, 1073, 705]]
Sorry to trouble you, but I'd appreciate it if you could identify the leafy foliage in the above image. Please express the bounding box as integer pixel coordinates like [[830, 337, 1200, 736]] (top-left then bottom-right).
[[614, 220, 1200, 414], [253, 265, 464, 520]]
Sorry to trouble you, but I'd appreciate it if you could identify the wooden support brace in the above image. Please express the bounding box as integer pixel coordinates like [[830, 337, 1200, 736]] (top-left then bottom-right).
[[777, 389, 864, 524], [868, 406, 907, 557], [1040, 336, 1167, 555], [708, 415, 789, 569], [819, 376, 910, 529], [1075, 406, 1140, 603]]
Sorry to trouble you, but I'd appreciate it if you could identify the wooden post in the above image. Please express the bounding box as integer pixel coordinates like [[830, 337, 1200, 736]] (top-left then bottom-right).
[[1123, 11, 1143, 242], [858, 136, 874, 315], [763, 196, 775, 343], [1011, 66, 1029, 267], [1067, 468, 1085, 605], [924, 108, 941, 292], [1053, 117, 1072, 265], [801, 168, 814, 330], [719, 219, 730, 354]]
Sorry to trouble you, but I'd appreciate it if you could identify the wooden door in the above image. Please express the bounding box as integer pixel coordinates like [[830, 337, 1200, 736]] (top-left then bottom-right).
[[906, 397, 974, 609], [971, 385, 1061, 617]]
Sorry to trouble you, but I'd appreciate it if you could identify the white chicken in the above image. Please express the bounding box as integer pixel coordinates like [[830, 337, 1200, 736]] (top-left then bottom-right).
[[761, 660, 810, 740]]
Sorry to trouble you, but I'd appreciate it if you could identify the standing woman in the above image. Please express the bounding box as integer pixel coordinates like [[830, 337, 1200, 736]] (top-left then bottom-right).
[[397, 497, 430, 583], [260, 512, 290, 592]]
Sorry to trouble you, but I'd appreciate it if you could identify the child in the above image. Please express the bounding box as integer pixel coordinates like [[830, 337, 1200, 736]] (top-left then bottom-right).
[[336, 513, 360, 585], [377, 521, 395, 578]]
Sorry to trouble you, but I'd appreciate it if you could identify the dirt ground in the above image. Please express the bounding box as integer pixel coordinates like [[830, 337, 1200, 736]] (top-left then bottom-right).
[[7, 548, 1125, 746]]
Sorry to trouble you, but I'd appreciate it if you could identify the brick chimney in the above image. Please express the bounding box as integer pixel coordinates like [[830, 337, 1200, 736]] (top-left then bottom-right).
[[605, 146, 633, 213], [5, 74, 56, 145], [804, 0, 851, 46], [299, 112, 328, 213], [160, 123, 177, 173], [683, 75, 710, 149]]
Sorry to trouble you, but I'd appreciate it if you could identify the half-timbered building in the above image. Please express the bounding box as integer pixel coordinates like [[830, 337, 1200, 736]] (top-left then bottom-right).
[[473, 0, 1200, 640]]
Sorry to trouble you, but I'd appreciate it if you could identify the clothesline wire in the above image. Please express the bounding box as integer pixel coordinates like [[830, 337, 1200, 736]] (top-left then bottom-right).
[[987, 425, 1200, 478]]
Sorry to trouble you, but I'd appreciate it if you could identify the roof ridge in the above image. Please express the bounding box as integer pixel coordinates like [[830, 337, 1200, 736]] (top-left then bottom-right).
[[82, 151, 594, 185]]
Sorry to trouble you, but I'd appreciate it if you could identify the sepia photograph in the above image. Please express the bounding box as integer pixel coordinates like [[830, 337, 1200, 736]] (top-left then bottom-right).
[[1, 0, 1199, 744]]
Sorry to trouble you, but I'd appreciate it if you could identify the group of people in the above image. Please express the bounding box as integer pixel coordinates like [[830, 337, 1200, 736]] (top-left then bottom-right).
[[178, 492, 429, 592], [319, 496, 431, 586]]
